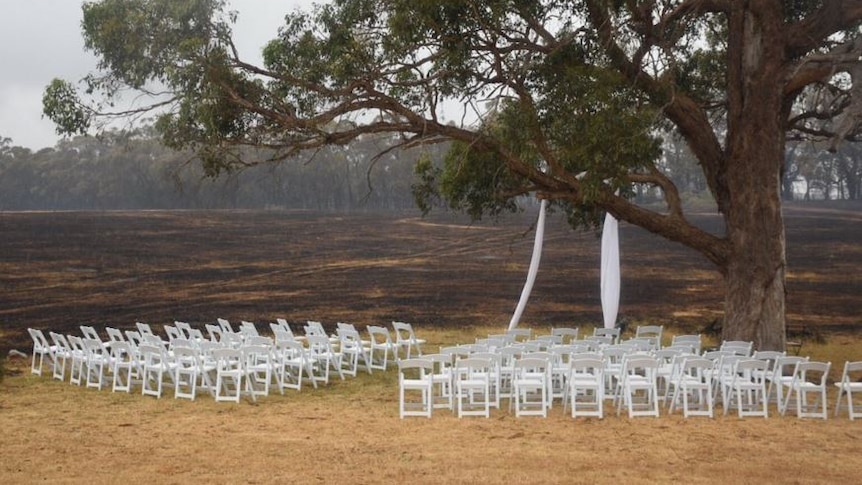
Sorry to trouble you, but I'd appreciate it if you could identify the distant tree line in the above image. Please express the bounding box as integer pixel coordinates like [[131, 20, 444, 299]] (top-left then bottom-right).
[[0, 129, 449, 211], [1, 127, 859, 212]]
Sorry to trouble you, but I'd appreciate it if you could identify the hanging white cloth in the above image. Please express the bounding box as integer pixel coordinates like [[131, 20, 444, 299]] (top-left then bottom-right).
[[600, 211, 620, 329], [508, 199, 547, 330]]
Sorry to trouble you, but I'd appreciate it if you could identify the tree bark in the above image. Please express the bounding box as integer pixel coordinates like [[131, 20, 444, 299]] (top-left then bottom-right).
[[721, 1, 787, 350]]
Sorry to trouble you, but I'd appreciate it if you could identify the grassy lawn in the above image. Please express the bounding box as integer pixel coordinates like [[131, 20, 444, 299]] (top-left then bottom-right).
[[2, 325, 860, 484]]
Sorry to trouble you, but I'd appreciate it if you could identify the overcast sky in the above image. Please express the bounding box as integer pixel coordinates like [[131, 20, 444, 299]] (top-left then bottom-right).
[[0, 0, 316, 150]]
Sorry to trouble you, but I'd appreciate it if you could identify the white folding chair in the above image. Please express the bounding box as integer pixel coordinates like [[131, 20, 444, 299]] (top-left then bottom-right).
[[617, 355, 660, 418], [337, 327, 372, 377], [83, 338, 111, 390], [783, 361, 831, 419], [567, 356, 604, 419], [140, 343, 175, 399], [425, 353, 455, 410], [212, 347, 243, 403], [393, 321, 426, 359], [635, 325, 663, 350], [242, 344, 274, 401], [173, 345, 199, 400], [274, 339, 309, 392], [48, 332, 72, 381], [27, 328, 54, 376], [306, 334, 344, 384], [724, 359, 769, 418], [670, 357, 714, 418], [398, 358, 433, 418], [110, 341, 135, 393], [512, 357, 550, 417], [769, 355, 809, 414], [835, 361, 862, 420], [471, 352, 502, 409], [367, 325, 399, 370], [66, 335, 87, 386], [454, 357, 493, 418]]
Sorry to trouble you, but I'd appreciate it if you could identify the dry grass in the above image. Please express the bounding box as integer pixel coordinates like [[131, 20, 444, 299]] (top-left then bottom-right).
[[2, 326, 861, 484]]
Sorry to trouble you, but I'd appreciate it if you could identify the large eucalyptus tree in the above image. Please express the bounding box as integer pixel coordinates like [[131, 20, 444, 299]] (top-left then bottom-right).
[[44, 0, 862, 349]]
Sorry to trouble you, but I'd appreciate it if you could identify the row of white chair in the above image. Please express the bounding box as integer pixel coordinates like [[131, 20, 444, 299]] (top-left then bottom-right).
[[27, 319, 428, 402], [398, 336, 855, 420]]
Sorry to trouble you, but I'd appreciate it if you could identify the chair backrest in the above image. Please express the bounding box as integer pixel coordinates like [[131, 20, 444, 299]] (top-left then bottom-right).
[[174, 321, 193, 339], [217, 318, 235, 334], [220, 332, 244, 349], [367, 325, 393, 345], [275, 318, 294, 335], [139, 343, 167, 366], [80, 325, 101, 341], [505, 328, 532, 342], [795, 361, 831, 385], [623, 355, 659, 376], [720, 340, 754, 356], [515, 357, 549, 374], [398, 358, 433, 377], [733, 358, 769, 383], [570, 356, 604, 375], [105, 327, 125, 343], [28, 328, 50, 350], [239, 321, 260, 337], [170, 338, 194, 350], [551, 327, 579, 343], [49, 331, 70, 351], [136, 322, 154, 336], [682, 357, 713, 377], [585, 335, 614, 347], [593, 327, 620, 343], [275, 339, 305, 360], [621, 338, 653, 352], [671, 334, 701, 352], [110, 340, 133, 362], [245, 335, 274, 347], [635, 325, 663, 341], [456, 357, 493, 374], [124, 330, 142, 349], [212, 347, 243, 371], [67, 334, 85, 353], [773, 355, 809, 378], [202, 324, 221, 342], [142, 333, 167, 348], [242, 344, 272, 366], [305, 321, 327, 337], [164, 325, 182, 342], [306, 334, 335, 354], [172, 345, 198, 369]]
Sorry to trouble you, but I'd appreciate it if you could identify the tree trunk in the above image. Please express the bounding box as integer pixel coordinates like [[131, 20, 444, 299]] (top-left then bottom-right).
[[721, 3, 787, 351]]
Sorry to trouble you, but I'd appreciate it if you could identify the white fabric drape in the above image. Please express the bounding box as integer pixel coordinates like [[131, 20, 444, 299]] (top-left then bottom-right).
[[600, 211, 620, 329], [508, 199, 547, 330]]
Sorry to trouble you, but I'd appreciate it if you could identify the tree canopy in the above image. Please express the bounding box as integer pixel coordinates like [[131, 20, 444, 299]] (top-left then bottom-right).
[[45, 0, 862, 349]]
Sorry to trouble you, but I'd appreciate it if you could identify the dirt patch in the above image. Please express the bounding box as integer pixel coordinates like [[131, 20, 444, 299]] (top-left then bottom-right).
[[2, 203, 861, 353]]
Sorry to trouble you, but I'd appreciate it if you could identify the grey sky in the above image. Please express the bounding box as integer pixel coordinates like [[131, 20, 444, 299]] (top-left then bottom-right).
[[0, 0, 316, 150]]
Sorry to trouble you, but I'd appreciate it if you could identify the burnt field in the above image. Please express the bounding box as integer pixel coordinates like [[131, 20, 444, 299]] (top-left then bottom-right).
[[1, 203, 861, 353]]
